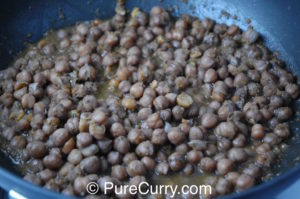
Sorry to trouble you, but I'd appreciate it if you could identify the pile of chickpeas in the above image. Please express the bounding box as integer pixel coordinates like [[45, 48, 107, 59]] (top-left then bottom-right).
[[0, 1, 299, 198]]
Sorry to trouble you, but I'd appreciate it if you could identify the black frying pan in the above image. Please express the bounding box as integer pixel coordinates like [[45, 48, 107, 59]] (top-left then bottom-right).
[[0, 0, 300, 198]]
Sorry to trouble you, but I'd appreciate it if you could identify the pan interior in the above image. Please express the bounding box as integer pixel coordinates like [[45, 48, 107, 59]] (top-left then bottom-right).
[[0, 0, 300, 192]]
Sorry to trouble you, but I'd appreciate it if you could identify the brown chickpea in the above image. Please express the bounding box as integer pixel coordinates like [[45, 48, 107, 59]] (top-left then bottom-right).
[[200, 157, 216, 172], [217, 158, 233, 175], [251, 124, 265, 139]]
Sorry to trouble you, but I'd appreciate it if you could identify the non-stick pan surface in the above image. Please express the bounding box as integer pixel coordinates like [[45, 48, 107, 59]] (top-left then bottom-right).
[[0, 0, 300, 198]]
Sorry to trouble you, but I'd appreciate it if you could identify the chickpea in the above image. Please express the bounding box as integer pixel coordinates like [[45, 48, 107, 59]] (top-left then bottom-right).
[[251, 124, 265, 139]]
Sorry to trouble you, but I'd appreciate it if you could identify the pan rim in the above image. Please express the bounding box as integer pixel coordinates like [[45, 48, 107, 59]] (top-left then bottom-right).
[[1, 163, 299, 198]]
